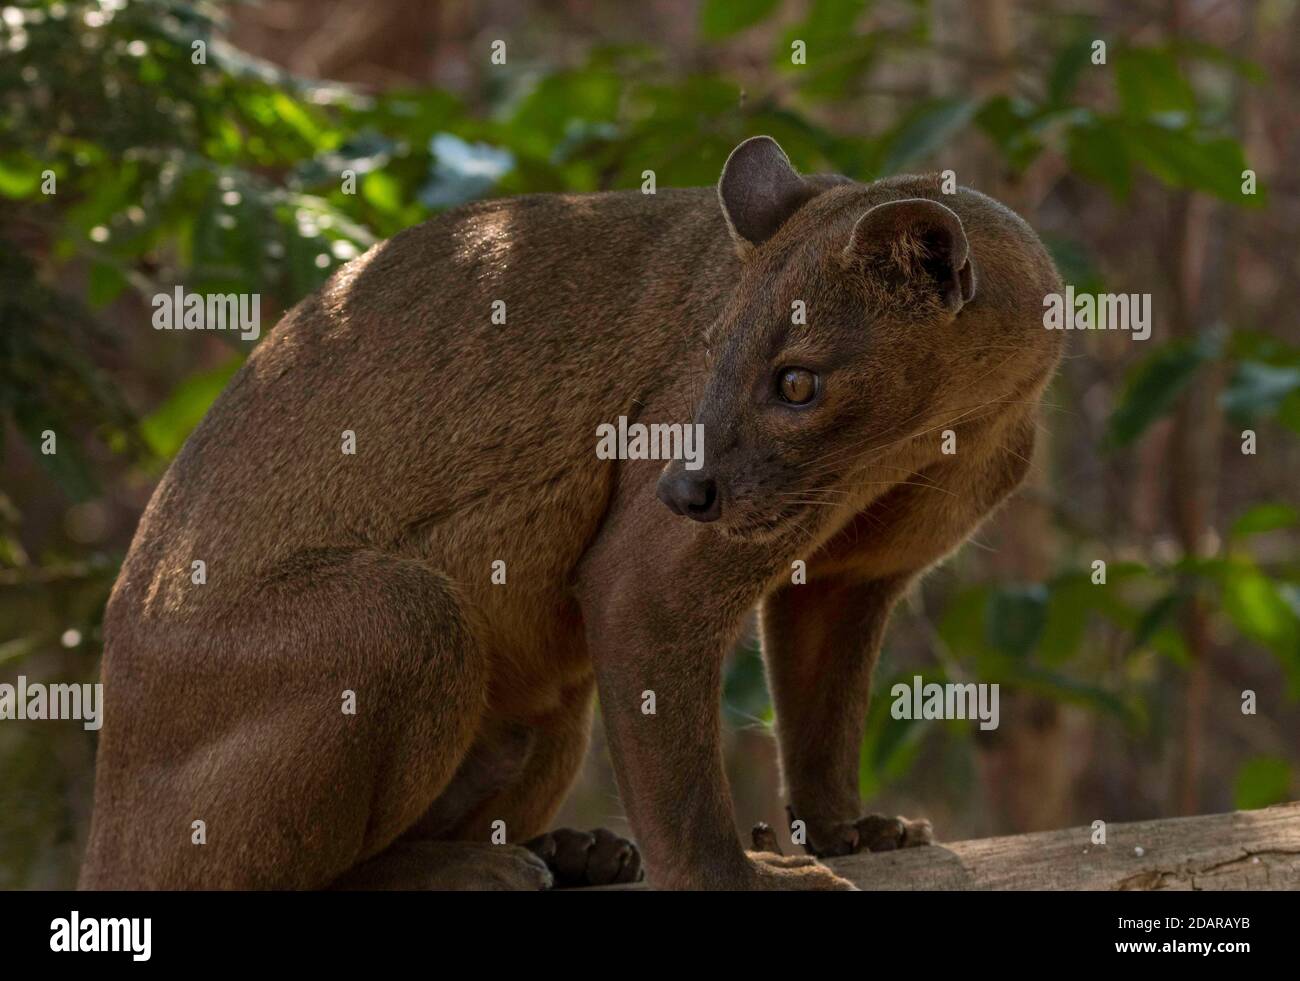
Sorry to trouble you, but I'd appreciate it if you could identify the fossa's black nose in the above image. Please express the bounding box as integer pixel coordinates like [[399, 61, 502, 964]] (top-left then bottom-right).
[[656, 471, 721, 522]]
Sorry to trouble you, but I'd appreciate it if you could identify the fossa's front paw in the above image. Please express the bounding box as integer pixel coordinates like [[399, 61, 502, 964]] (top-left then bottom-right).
[[852, 813, 933, 852], [772, 809, 935, 858]]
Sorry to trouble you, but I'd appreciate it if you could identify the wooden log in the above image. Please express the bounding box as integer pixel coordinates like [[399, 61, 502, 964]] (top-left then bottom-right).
[[591, 802, 1300, 889], [823, 802, 1300, 890]]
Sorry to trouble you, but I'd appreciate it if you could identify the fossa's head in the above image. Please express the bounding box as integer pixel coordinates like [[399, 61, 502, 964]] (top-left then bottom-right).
[[657, 136, 1062, 540]]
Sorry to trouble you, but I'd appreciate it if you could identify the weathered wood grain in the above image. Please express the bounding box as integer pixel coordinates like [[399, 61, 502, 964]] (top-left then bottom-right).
[[588, 802, 1300, 890], [823, 802, 1300, 890]]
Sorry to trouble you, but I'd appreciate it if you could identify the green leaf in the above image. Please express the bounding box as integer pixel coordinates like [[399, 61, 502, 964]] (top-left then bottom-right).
[[881, 98, 977, 174], [1104, 338, 1216, 448], [796, 0, 870, 41], [975, 96, 1045, 173], [1121, 123, 1251, 202], [859, 669, 932, 797], [1279, 391, 1300, 435], [775, 1, 877, 94], [700, 0, 780, 39], [296, 132, 398, 187], [361, 170, 404, 215], [1219, 561, 1300, 695], [985, 585, 1049, 659], [14, 414, 99, 501], [0, 636, 43, 668], [0, 155, 46, 198], [1003, 664, 1136, 725], [1225, 329, 1300, 365], [1037, 576, 1094, 665], [270, 91, 327, 147], [1044, 237, 1105, 295], [1165, 39, 1266, 84], [1047, 33, 1097, 106], [1129, 592, 1184, 654], [1231, 504, 1299, 538], [1034, 565, 1156, 666], [1233, 757, 1292, 810], [1066, 118, 1130, 198], [1115, 48, 1196, 117], [87, 262, 127, 308], [1222, 564, 1298, 647], [1221, 360, 1300, 419], [140, 357, 244, 460], [937, 585, 996, 662], [506, 70, 622, 157]]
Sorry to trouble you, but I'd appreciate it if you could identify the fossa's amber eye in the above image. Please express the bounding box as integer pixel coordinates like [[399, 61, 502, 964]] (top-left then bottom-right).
[[777, 367, 818, 405]]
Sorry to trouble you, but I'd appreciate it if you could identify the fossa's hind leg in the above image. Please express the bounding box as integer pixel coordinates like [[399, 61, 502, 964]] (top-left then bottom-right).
[[81, 550, 487, 889]]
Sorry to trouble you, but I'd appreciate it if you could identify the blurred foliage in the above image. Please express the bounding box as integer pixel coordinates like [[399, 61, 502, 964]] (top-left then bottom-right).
[[1234, 755, 1293, 810], [1, 0, 1277, 484], [1, 0, 1297, 885]]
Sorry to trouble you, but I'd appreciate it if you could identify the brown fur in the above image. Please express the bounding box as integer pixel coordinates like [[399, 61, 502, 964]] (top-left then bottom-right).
[[80, 137, 1062, 890]]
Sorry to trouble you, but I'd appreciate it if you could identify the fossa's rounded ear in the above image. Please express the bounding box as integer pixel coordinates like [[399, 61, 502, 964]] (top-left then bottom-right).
[[844, 198, 976, 314], [717, 136, 819, 256]]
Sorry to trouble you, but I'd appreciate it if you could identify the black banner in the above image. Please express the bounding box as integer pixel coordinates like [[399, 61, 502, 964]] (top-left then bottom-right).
[[0, 888, 1284, 968]]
